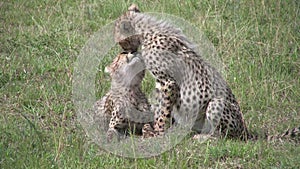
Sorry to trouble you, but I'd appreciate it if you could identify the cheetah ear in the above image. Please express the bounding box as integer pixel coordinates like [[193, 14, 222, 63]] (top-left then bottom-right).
[[128, 4, 140, 12], [120, 20, 134, 35]]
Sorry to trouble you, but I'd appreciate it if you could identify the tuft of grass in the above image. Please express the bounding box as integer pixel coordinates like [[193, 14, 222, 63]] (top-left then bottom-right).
[[1, 0, 299, 168]]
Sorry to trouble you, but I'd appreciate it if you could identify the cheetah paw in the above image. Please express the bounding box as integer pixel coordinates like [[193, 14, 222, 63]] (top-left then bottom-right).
[[193, 134, 215, 142], [142, 124, 157, 138], [106, 129, 120, 143]]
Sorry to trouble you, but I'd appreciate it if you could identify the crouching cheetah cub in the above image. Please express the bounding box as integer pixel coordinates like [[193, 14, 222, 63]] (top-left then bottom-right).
[[114, 4, 300, 142], [94, 51, 153, 142]]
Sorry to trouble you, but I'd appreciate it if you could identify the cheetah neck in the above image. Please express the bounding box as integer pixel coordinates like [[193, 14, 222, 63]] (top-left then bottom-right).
[[111, 83, 142, 97]]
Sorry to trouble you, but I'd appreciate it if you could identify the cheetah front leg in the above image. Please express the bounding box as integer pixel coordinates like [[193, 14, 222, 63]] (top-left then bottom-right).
[[106, 107, 127, 142], [143, 80, 178, 137], [142, 82, 161, 138], [154, 80, 179, 135]]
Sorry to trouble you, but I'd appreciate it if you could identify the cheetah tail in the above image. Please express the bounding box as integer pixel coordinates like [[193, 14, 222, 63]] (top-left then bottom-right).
[[267, 126, 300, 143]]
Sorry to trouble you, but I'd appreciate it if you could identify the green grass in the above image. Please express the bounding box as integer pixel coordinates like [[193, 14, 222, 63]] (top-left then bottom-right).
[[1, 0, 299, 168]]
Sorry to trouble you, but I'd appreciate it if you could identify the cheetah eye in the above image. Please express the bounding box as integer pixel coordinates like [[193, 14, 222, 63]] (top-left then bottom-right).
[[121, 51, 129, 55], [120, 21, 134, 35]]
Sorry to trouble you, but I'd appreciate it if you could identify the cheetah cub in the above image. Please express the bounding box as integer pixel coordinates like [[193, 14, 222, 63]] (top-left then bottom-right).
[[114, 4, 300, 142], [94, 51, 153, 142]]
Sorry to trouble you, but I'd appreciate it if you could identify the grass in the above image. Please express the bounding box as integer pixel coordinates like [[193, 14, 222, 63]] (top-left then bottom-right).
[[1, 0, 299, 168]]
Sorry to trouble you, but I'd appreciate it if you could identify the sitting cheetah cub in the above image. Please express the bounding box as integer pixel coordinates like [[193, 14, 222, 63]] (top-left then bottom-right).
[[94, 51, 153, 142], [114, 4, 300, 142]]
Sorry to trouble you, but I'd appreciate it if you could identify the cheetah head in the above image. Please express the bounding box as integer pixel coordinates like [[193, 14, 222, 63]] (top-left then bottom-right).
[[105, 52, 145, 88], [114, 4, 141, 52]]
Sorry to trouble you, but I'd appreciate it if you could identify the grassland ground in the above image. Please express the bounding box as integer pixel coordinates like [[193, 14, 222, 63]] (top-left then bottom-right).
[[1, 0, 299, 168]]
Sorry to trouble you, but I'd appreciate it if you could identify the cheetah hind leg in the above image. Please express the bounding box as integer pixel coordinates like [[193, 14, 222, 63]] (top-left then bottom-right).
[[193, 98, 225, 141]]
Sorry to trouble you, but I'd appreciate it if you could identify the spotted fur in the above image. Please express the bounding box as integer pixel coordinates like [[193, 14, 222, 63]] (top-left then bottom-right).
[[114, 5, 299, 143], [94, 52, 153, 142]]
